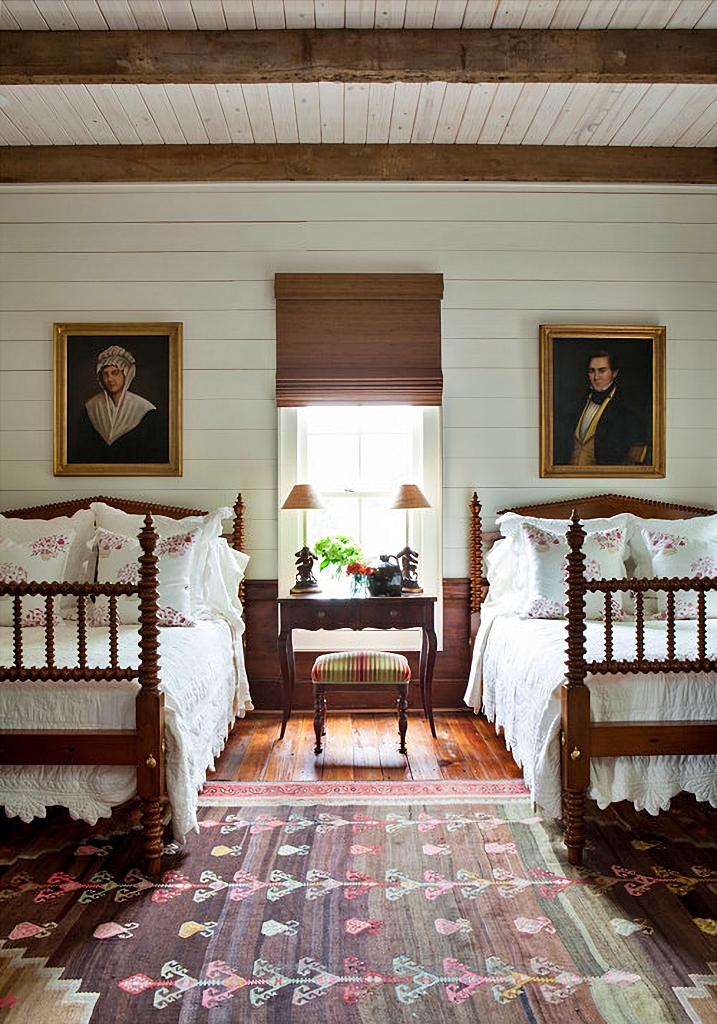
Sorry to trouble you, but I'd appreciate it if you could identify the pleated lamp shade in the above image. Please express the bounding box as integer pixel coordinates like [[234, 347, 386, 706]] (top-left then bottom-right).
[[281, 483, 325, 510], [390, 484, 431, 510]]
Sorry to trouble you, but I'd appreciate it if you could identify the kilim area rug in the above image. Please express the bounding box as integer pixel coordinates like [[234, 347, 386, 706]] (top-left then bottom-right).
[[0, 779, 715, 1024]]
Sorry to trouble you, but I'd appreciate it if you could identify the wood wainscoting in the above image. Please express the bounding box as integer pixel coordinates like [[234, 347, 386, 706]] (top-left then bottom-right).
[[243, 579, 472, 712]]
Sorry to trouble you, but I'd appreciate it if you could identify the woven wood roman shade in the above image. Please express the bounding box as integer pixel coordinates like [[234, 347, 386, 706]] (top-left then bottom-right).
[[275, 273, 444, 406]]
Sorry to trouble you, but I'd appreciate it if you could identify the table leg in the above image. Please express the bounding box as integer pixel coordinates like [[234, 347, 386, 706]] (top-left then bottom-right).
[[277, 626, 295, 739], [420, 623, 438, 738]]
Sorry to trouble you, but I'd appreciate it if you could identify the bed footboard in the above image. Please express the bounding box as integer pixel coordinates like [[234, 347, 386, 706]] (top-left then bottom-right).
[[562, 513, 717, 866], [0, 515, 165, 876]]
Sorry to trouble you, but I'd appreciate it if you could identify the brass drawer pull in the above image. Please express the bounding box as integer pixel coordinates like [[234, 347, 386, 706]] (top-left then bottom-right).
[[389, 610, 398, 618]]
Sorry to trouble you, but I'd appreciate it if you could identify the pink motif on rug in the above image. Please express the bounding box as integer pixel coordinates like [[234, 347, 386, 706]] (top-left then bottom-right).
[[199, 779, 530, 804]]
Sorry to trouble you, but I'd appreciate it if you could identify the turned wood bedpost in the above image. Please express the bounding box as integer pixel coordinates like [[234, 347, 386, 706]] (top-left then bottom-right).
[[469, 492, 484, 642], [232, 492, 246, 605], [563, 513, 591, 866], [135, 515, 165, 876]]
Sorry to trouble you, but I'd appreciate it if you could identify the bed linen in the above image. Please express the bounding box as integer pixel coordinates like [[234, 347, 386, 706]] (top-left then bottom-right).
[[464, 607, 717, 819], [0, 617, 250, 842]]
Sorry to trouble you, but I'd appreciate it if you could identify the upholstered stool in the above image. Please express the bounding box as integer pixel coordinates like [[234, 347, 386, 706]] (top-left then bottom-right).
[[311, 651, 411, 757]]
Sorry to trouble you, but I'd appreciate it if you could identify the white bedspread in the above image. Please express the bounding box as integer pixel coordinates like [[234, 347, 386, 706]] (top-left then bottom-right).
[[464, 607, 717, 818], [0, 619, 252, 842]]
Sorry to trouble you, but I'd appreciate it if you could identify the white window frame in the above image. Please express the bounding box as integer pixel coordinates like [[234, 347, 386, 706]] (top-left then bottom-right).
[[278, 406, 443, 652]]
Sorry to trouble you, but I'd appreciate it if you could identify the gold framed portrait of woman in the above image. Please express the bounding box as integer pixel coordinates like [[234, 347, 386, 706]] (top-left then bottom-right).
[[53, 322, 183, 477]]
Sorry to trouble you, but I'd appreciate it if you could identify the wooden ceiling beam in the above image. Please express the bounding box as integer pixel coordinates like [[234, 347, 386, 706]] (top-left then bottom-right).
[[1, 144, 714, 185], [1, 29, 715, 86]]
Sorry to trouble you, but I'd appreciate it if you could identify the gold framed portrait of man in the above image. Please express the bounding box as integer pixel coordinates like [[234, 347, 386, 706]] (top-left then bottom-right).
[[539, 324, 666, 479]]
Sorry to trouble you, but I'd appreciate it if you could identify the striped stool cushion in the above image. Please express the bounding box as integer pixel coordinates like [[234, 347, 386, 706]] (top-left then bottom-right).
[[311, 651, 410, 685]]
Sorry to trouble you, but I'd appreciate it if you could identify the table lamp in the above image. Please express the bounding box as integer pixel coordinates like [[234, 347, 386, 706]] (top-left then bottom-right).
[[391, 483, 431, 593], [281, 483, 325, 594]]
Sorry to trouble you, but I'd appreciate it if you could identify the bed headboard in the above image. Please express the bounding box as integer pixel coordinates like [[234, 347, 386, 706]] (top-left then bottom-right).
[[1, 494, 247, 553], [469, 491, 716, 623], [496, 493, 716, 522], [2, 495, 206, 520]]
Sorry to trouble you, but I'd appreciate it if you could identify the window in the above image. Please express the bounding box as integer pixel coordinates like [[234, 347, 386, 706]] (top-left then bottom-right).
[[279, 405, 442, 651]]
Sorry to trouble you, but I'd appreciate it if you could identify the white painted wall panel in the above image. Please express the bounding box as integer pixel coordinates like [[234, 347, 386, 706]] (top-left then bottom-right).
[[3, 185, 716, 225], [0, 182, 715, 583]]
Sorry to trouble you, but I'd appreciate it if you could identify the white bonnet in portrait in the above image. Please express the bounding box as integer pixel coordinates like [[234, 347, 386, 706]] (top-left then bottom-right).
[[96, 345, 136, 389]]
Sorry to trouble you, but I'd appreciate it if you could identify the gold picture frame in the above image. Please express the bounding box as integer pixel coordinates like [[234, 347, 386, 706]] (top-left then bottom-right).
[[539, 324, 666, 479], [54, 322, 183, 477]]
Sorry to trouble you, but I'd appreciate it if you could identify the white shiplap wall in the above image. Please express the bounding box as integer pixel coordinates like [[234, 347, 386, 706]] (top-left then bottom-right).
[[0, 181, 715, 580]]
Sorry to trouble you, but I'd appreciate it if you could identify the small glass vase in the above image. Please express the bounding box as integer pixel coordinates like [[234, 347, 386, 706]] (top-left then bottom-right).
[[349, 574, 369, 598]]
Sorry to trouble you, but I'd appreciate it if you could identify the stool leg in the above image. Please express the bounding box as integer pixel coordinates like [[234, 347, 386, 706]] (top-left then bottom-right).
[[397, 685, 408, 756], [314, 687, 326, 755]]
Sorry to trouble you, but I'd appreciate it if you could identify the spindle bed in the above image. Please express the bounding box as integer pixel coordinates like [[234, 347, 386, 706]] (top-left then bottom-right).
[[0, 494, 248, 875], [466, 492, 717, 865]]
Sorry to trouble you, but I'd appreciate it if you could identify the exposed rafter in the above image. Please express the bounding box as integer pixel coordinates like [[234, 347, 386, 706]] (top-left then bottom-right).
[[1, 29, 715, 86], [1, 25, 715, 185], [2, 143, 714, 185]]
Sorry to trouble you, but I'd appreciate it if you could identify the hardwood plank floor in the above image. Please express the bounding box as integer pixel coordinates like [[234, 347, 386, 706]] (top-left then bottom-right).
[[208, 710, 523, 782]]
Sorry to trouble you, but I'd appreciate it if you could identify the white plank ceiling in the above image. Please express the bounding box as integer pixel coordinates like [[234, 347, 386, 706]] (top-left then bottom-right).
[[0, 0, 715, 149]]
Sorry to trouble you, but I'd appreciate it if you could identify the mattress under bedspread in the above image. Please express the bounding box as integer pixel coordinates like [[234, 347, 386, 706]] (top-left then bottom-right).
[[0, 619, 249, 842], [464, 609, 717, 819]]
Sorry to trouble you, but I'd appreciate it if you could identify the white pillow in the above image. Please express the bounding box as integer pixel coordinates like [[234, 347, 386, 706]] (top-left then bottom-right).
[[0, 508, 95, 617], [491, 512, 631, 617], [483, 535, 519, 609], [641, 528, 717, 620], [90, 502, 231, 617], [0, 532, 73, 626], [519, 522, 629, 620], [628, 513, 717, 578], [90, 527, 200, 627], [201, 538, 249, 622]]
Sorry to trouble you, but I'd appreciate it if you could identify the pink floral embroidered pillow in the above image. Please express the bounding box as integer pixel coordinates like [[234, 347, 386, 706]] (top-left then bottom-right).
[[0, 508, 95, 618], [641, 530, 717, 619], [519, 523, 628, 620], [89, 502, 231, 619], [0, 532, 74, 626], [90, 527, 199, 627]]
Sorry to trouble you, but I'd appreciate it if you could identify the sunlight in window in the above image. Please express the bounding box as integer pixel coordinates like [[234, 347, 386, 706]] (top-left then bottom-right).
[[301, 406, 422, 564]]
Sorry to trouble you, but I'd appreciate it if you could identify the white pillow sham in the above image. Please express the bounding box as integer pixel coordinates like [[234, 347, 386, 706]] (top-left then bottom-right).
[[0, 531, 74, 626], [627, 513, 717, 579], [518, 522, 629, 620], [0, 508, 95, 617], [89, 502, 231, 618], [488, 512, 631, 619], [640, 528, 717, 620], [90, 527, 200, 627], [202, 538, 249, 623]]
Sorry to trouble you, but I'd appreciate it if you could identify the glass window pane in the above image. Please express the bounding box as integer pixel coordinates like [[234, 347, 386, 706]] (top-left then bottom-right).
[[360, 433, 412, 489], [307, 433, 359, 491], [300, 405, 422, 564], [307, 498, 360, 550], [361, 496, 405, 561]]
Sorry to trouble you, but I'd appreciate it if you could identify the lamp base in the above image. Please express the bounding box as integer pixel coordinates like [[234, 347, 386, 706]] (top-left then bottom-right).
[[396, 546, 422, 594], [290, 580, 321, 594], [291, 545, 320, 594]]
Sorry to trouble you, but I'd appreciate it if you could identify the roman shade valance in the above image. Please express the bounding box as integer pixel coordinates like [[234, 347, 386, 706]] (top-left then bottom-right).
[[275, 273, 444, 406]]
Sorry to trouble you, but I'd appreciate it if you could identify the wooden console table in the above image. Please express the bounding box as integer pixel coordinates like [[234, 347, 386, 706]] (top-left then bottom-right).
[[277, 593, 438, 740]]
